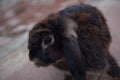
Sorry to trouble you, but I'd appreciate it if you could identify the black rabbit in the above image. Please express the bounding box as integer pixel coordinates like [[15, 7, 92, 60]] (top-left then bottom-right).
[[28, 4, 120, 80]]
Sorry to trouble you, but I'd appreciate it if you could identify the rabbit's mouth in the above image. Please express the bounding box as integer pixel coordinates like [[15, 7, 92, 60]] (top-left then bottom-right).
[[32, 57, 65, 67], [33, 58, 49, 67]]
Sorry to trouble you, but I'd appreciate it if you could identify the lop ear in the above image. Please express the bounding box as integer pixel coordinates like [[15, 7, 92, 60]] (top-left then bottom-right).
[[61, 18, 86, 80]]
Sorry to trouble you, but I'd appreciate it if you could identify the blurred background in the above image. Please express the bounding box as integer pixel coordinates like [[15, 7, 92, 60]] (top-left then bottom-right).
[[0, 0, 120, 80]]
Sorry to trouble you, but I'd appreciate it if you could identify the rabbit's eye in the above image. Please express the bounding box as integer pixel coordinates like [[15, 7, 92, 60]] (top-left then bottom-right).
[[44, 36, 53, 45], [42, 35, 55, 49]]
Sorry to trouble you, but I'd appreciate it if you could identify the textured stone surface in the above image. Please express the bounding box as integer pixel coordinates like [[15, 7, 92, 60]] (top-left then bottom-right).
[[0, 0, 120, 80]]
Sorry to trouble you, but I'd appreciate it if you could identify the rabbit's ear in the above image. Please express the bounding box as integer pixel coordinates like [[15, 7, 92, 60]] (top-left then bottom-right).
[[62, 37, 86, 80], [61, 18, 86, 80]]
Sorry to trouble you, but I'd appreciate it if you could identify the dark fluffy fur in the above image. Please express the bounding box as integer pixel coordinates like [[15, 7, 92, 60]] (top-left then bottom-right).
[[28, 4, 120, 80]]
